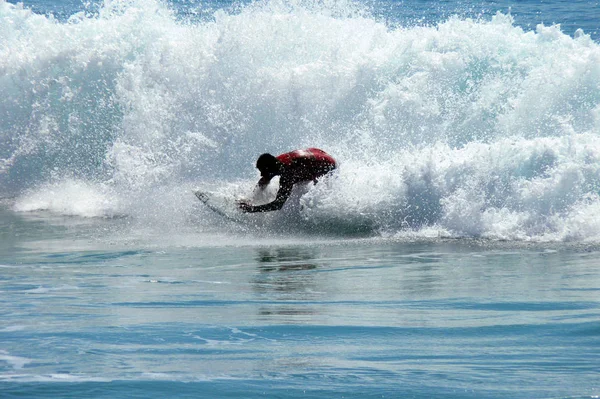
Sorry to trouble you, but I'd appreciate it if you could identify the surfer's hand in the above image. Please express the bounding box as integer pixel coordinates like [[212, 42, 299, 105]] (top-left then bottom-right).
[[237, 200, 253, 213]]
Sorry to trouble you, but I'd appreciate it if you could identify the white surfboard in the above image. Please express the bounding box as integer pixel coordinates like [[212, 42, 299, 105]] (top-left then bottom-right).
[[193, 190, 246, 223], [194, 180, 280, 223]]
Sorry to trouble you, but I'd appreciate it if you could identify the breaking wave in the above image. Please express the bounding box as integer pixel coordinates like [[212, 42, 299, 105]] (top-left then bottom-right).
[[2, 0, 600, 241]]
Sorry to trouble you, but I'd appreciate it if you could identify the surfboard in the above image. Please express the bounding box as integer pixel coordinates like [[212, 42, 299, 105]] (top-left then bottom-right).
[[193, 190, 245, 223], [194, 181, 279, 222]]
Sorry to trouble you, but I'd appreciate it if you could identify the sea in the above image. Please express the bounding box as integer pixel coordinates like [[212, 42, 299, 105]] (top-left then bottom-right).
[[1, 0, 600, 397]]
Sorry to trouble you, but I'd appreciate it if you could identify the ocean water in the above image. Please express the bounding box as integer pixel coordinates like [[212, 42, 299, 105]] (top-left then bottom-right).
[[2, 0, 600, 397]]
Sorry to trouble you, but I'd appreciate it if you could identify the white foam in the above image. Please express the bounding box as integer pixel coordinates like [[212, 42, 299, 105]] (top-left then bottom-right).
[[2, 0, 600, 241], [23, 285, 80, 294], [0, 326, 26, 332], [302, 135, 600, 240], [13, 180, 120, 218], [0, 351, 32, 370]]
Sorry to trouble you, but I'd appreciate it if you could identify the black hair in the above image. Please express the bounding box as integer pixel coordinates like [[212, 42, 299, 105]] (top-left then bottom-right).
[[256, 153, 278, 170]]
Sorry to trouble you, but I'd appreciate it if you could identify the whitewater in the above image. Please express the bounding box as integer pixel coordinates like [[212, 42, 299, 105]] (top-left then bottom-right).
[[2, 0, 600, 242]]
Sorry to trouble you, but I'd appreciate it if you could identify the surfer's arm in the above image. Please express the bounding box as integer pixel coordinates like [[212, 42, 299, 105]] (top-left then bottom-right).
[[239, 182, 293, 213]]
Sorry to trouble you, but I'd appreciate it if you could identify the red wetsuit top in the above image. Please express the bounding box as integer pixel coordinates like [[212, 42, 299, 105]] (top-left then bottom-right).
[[275, 148, 337, 183]]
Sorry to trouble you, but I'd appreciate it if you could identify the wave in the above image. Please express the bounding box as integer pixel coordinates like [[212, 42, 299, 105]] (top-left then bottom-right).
[[2, 0, 600, 241]]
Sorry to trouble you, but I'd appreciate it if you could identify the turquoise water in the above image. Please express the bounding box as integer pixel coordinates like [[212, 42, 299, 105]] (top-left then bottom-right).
[[2, 209, 600, 397], [2, 0, 600, 396]]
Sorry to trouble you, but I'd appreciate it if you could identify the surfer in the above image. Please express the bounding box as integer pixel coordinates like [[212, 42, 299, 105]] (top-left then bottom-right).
[[237, 148, 337, 213]]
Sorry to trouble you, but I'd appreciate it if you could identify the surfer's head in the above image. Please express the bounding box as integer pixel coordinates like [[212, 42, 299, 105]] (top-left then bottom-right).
[[256, 153, 281, 178]]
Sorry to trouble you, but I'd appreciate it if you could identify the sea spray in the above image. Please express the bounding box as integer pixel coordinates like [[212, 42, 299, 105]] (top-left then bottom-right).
[[2, 0, 600, 240]]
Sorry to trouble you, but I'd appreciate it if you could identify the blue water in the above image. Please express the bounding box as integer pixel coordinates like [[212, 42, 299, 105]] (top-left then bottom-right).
[[2, 217, 600, 398], [2, 0, 600, 397]]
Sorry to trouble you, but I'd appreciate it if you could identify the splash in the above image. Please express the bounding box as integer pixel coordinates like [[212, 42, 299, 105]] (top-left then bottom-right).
[[2, 0, 600, 241], [13, 179, 118, 217]]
